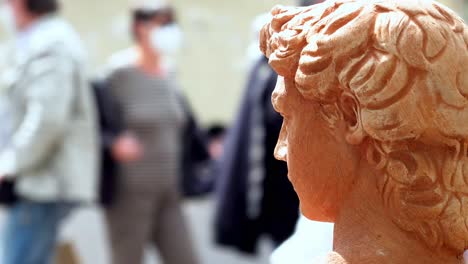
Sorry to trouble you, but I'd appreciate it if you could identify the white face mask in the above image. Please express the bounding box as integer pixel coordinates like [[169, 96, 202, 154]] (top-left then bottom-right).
[[0, 4, 16, 35], [149, 23, 183, 56]]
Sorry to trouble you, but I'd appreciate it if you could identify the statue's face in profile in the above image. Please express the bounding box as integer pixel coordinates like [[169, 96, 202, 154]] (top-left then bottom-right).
[[273, 77, 359, 222]]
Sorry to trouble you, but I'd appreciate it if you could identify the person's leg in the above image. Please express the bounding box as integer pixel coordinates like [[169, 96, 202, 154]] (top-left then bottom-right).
[[3, 201, 74, 264], [151, 190, 199, 264], [105, 193, 154, 264], [33, 202, 74, 264]]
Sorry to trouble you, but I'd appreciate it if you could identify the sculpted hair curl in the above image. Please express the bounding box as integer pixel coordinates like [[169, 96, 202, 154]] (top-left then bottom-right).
[[261, 0, 468, 253]]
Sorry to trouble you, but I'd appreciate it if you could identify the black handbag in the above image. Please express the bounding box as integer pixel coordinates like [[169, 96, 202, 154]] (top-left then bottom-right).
[[178, 94, 212, 198], [0, 179, 18, 206]]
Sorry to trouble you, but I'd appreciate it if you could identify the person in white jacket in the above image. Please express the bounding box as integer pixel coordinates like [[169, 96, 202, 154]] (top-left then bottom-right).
[[0, 0, 98, 263]]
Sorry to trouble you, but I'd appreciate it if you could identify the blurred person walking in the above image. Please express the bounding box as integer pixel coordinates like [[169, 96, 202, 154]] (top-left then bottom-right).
[[0, 0, 98, 263], [104, 1, 200, 263]]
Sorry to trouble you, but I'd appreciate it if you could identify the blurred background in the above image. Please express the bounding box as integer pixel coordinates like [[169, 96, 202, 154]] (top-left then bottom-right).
[[28, 0, 295, 124], [0, 0, 466, 264], [0, 1, 297, 263]]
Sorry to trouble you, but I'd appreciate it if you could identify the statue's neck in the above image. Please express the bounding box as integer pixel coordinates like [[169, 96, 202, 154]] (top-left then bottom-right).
[[331, 169, 462, 264]]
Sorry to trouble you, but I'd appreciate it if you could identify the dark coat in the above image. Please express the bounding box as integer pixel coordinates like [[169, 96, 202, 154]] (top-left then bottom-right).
[[214, 57, 299, 254], [92, 80, 123, 207]]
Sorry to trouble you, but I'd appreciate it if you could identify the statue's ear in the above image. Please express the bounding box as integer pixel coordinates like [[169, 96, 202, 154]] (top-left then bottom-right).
[[340, 93, 366, 145]]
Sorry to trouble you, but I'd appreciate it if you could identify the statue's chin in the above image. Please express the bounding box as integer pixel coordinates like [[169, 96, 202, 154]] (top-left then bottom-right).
[[301, 202, 337, 223]]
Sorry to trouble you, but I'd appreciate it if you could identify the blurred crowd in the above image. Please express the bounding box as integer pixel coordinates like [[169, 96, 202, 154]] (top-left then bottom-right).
[[0, 0, 465, 264]]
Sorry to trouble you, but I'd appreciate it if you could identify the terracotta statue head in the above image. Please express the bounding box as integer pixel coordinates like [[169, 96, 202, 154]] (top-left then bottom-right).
[[261, 0, 468, 259]]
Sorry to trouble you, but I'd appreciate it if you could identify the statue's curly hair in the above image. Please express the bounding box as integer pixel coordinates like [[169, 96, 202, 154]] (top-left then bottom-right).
[[261, 0, 468, 253]]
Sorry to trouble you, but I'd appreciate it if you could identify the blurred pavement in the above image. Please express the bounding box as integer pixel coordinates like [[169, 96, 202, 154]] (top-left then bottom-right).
[[0, 197, 273, 264]]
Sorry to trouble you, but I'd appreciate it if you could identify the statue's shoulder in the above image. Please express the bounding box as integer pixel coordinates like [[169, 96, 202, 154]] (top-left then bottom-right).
[[311, 252, 347, 264]]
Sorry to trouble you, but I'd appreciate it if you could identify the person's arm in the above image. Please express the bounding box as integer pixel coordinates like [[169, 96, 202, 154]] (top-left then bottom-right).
[[0, 51, 76, 177]]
